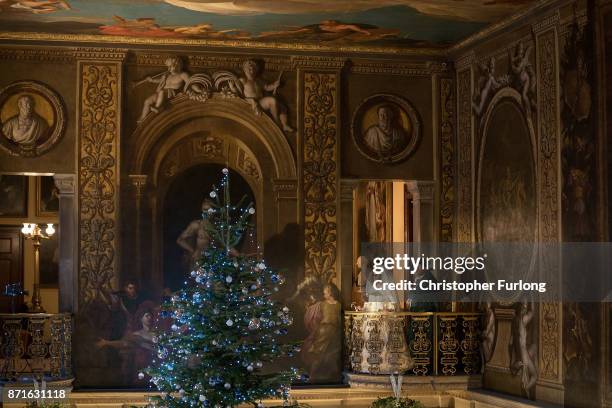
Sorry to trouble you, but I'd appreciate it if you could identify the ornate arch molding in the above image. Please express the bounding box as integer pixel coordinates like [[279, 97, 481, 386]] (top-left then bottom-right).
[[478, 87, 536, 148], [131, 95, 297, 180]]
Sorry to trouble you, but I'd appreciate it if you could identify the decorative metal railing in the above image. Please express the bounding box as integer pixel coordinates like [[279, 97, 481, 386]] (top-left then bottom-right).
[[0, 313, 72, 381], [344, 312, 481, 376]]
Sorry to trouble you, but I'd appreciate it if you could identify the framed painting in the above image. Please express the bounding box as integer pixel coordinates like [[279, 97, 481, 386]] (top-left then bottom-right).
[[0, 175, 27, 217], [36, 176, 59, 216], [39, 226, 59, 288]]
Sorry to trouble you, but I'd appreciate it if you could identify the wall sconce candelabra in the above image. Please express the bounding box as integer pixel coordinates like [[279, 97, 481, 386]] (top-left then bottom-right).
[[21, 223, 55, 313]]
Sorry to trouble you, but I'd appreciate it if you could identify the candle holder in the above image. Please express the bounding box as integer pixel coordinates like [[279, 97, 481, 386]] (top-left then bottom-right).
[[21, 223, 55, 313]]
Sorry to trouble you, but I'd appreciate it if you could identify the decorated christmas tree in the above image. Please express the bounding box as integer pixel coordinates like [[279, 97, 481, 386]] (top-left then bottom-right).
[[145, 168, 301, 407]]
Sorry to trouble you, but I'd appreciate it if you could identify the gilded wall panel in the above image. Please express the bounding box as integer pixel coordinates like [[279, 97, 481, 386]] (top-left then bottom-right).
[[77, 61, 121, 306], [456, 68, 473, 242], [439, 77, 455, 242], [535, 27, 562, 385], [302, 72, 338, 281]]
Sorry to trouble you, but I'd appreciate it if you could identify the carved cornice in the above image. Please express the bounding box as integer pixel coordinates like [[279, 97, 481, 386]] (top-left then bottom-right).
[[532, 11, 561, 35], [450, 0, 563, 54], [0, 47, 74, 63], [292, 56, 348, 70], [130, 54, 292, 72], [349, 60, 448, 76], [455, 51, 476, 71], [272, 180, 297, 192], [0, 31, 445, 57], [73, 47, 128, 61]]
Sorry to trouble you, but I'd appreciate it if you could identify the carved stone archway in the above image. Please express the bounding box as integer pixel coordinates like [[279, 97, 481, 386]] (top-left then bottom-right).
[[131, 94, 296, 180]]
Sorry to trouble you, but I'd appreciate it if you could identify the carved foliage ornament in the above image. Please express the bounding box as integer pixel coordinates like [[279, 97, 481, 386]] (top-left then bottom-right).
[[78, 63, 120, 306], [456, 69, 472, 242], [537, 28, 561, 382], [0, 81, 66, 157], [439, 78, 455, 242], [303, 72, 338, 281]]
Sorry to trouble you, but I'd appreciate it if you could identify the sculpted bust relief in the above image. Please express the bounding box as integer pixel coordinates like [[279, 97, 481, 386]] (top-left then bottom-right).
[[0, 81, 65, 157], [2, 94, 49, 145], [363, 105, 407, 159], [352, 94, 421, 164]]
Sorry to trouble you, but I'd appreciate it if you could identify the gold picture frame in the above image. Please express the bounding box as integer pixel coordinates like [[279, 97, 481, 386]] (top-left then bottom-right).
[[36, 176, 59, 216]]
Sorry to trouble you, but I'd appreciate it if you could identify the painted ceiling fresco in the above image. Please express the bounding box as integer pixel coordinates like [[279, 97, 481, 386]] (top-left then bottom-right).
[[0, 0, 539, 47]]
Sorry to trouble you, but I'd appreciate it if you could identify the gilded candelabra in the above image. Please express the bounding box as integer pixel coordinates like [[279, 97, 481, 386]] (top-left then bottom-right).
[[21, 223, 55, 313]]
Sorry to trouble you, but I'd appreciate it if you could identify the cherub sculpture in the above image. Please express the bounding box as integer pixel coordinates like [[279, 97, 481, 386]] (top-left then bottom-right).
[[472, 57, 509, 116], [510, 43, 536, 113], [213, 59, 294, 132], [134, 56, 212, 123], [509, 301, 537, 397]]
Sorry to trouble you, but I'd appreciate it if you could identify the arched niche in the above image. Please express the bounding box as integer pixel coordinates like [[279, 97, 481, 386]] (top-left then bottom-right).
[[476, 88, 538, 243], [126, 96, 298, 292], [476, 88, 538, 303]]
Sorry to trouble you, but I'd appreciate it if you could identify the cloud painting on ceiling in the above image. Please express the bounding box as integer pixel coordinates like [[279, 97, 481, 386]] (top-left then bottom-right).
[[0, 0, 538, 46]]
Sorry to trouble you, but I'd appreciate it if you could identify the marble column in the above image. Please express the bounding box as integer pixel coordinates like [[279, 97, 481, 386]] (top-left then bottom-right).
[[405, 181, 436, 244], [54, 174, 77, 313]]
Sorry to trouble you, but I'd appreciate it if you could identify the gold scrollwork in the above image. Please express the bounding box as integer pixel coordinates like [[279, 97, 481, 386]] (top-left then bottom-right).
[[460, 316, 480, 375], [408, 316, 432, 375], [456, 69, 473, 242], [365, 318, 384, 374], [439, 77, 455, 242], [350, 314, 365, 373], [438, 316, 459, 375], [537, 27, 561, 383], [78, 62, 120, 305], [303, 72, 338, 281]]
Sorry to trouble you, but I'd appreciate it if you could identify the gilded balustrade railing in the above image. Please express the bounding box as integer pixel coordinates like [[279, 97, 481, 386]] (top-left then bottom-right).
[[344, 312, 481, 376], [0, 313, 72, 382]]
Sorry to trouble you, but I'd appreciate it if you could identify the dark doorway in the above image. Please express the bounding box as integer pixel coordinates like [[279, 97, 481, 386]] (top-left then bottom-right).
[[162, 164, 255, 291]]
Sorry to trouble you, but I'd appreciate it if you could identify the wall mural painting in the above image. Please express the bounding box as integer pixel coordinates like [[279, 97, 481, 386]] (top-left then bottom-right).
[[561, 14, 596, 242], [479, 99, 535, 244], [36, 175, 59, 216], [560, 12, 599, 397], [0, 81, 66, 157], [0, 174, 27, 217], [478, 98, 536, 309], [290, 276, 342, 384], [352, 94, 421, 164], [163, 164, 256, 291], [39, 225, 59, 287], [85, 165, 256, 387], [0, 1, 540, 47]]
